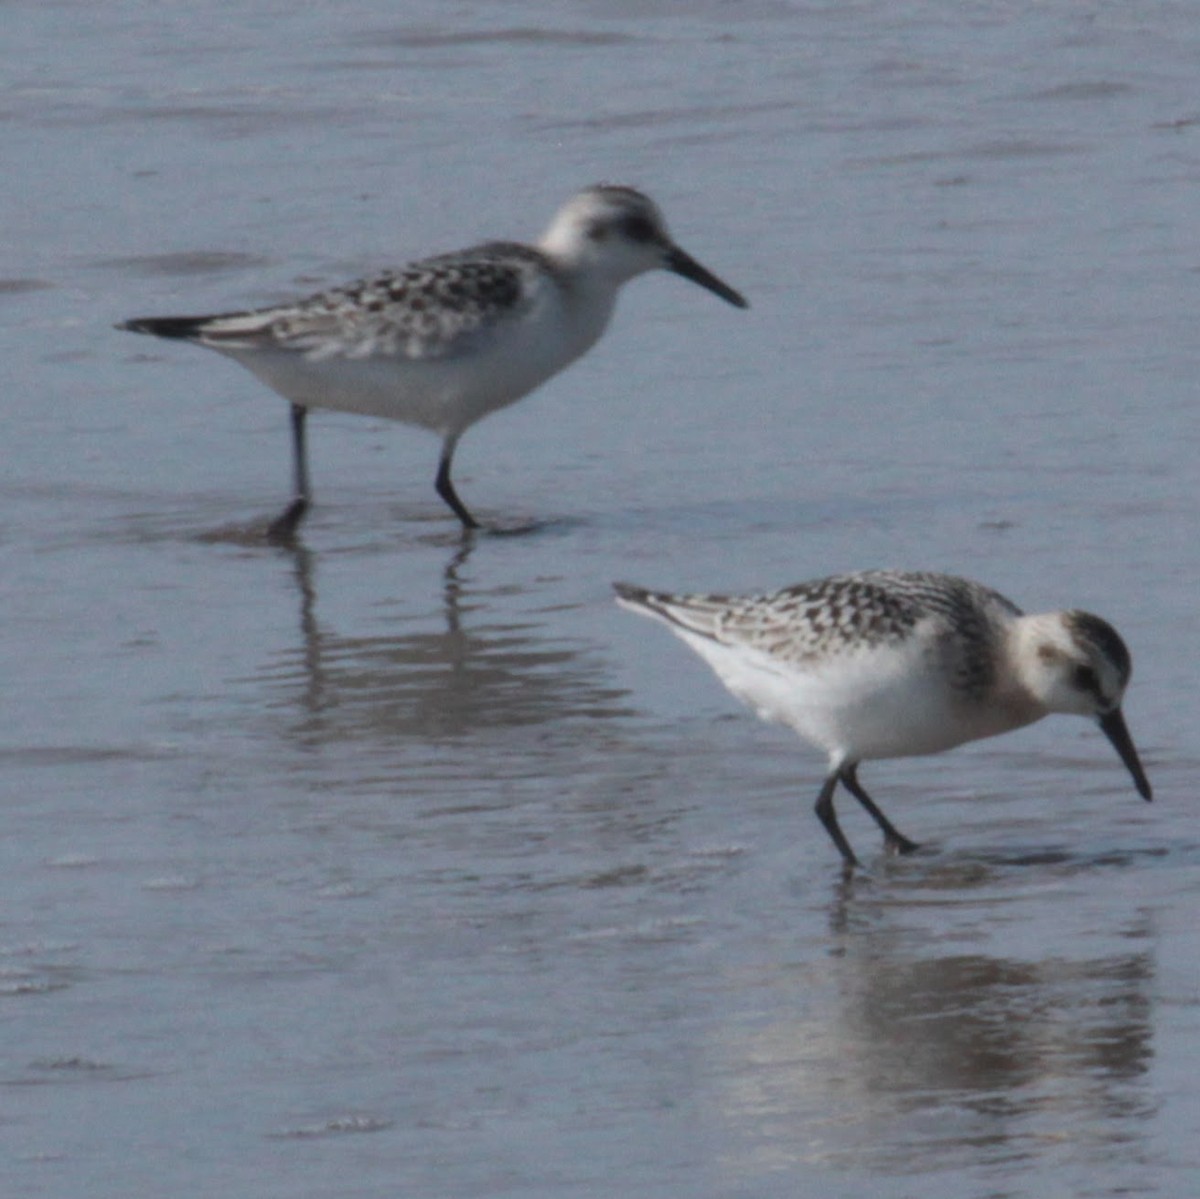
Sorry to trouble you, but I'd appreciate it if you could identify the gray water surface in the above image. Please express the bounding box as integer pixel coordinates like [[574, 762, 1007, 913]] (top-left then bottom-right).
[[4, 2, 1199, 1196]]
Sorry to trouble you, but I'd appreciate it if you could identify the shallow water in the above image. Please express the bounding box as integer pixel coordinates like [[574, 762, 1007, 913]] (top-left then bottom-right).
[[4, 1, 1199, 1196]]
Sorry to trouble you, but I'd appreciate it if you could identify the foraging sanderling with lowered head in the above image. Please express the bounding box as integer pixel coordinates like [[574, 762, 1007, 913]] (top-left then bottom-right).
[[118, 184, 748, 538], [614, 570, 1151, 869]]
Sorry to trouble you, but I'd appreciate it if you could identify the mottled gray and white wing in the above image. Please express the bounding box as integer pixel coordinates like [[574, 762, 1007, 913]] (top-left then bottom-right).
[[125, 243, 556, 364], [615, 571, 1022, 670]]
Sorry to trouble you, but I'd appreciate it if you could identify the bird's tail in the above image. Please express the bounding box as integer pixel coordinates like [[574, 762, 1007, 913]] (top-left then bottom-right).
[[613, 581, 728, 642]]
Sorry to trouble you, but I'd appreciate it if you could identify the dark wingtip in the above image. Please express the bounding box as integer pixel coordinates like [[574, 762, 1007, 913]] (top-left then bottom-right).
[[117, 315, 207, 340], [613, 581, 651, 605]]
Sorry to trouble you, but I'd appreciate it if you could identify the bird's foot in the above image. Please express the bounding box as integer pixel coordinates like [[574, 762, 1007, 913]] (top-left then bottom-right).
[[266, 497, 308, 543]]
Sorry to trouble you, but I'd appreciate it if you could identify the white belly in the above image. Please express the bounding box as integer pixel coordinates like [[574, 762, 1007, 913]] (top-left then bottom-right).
[[677, 632, 1038, 765], [218, 295, 614, 437]]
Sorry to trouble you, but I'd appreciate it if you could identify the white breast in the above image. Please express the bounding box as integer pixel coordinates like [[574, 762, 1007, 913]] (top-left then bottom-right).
[[215, 284, 617, 438]]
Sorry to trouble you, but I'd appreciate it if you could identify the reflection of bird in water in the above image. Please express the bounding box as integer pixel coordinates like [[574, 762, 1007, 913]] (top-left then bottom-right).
[[616, 570, 1151, 868], [118, 185, 747, 538], [268, 537, 630, 744], [713, 859, 1157, 1175], [711, 925, 1155, 1174]]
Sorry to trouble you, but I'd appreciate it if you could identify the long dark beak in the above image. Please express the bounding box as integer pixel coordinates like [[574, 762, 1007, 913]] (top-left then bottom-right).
[[1098, 708, 1152, 801], [663, 244, 749, 309]]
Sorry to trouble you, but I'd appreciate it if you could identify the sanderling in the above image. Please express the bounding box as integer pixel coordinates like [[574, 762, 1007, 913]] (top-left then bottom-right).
[[118, 184, 747, 538], [614, 570, 1151, 868]]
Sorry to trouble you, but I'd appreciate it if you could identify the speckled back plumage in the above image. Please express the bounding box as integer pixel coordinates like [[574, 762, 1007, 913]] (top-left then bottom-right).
[[180, 242, 557, 362], [617, 571, 1023, 700], [615, 570, 1151, 865], [117, 182, 747, 532]]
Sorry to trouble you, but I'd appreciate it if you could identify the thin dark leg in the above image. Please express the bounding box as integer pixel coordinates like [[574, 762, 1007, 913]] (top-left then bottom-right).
[[435, 435, 480, 531], [841, 763, 919, 855], [267, 404, 310, 541], [814, 773, 859, 869]]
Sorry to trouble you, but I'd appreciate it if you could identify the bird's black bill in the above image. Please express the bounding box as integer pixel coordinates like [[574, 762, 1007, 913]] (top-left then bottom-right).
[[663, 245, 749, 309], [1098, 708, 1152, 801]]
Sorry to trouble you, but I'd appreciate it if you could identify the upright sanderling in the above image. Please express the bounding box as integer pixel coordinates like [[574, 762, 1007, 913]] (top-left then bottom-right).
[[614, 571, 1151, 868], [118, 184, 748, 538]]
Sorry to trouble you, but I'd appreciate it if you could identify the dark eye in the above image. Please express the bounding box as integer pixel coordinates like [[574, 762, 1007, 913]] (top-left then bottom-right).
[[621, 215, 656, 243], [1073, 665, 1099, 693], [586, 220, 608, 242]]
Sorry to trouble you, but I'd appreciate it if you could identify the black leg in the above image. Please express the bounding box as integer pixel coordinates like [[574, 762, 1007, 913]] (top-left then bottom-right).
[[841, 764, 919, 855], [267, 404, 310, 541], [435, 435, 480, 530], [814, 772, 860, 869]]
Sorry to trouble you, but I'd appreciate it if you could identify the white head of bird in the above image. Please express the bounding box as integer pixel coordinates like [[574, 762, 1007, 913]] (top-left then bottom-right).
[[1013, 610, 1132, 719], [538, 185, 749, 306]]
